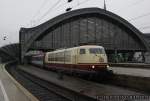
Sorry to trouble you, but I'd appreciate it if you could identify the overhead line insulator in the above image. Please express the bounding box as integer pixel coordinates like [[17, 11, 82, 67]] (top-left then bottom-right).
[[68, 0, 73, 3], [66, 8, 72, 12]]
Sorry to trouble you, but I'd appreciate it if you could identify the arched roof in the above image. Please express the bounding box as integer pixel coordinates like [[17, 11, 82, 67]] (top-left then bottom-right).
[[20, 7, 150, 58]]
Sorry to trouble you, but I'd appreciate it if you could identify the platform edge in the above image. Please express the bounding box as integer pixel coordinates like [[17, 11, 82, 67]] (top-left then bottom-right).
[[2, 64, 39, 101]]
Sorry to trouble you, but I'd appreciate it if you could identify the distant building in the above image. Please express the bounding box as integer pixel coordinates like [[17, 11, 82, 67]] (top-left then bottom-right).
[[133, 52, 143, 62], [143, 33, 150, 63]]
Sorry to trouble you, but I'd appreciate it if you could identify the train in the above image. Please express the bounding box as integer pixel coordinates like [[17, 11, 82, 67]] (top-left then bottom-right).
[[27, 45, 112, 76]]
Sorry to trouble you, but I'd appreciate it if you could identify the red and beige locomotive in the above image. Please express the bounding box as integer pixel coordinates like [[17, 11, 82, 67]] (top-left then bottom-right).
[[28, 45, 112, 75]]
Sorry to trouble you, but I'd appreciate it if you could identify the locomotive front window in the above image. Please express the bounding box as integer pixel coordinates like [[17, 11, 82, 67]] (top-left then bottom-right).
[[89, 48, 105, 54], [80, 49, 86, 54]]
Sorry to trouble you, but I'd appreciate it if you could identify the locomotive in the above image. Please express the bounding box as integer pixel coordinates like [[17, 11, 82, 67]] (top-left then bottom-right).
[[28, 45, 112, 76]]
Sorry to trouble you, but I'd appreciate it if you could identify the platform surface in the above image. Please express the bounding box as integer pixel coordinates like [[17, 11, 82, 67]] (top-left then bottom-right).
[[19, 65, 147, 100], [0, 64, 31, 101], [112, 67, 150, 77]]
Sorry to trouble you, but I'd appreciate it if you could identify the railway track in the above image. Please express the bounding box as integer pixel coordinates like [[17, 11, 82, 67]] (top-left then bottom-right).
[[5, 63, 150, 101], [6, 65, 96, 101]]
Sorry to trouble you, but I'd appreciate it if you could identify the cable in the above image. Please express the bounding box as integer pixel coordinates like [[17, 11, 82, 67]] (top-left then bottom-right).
[[139, 26, 150, 30], [50, 0, 92, 13], [73, 0, 93, 9], [117, 0, 146, 12], [128, 12, 150, 22], [28, 0, 50, 27], [134, 22, 150, 26], [36, 0, 93, 25], [37, 0, 62, 23], [32, 0, 49, 20], [52, 1, 69, 11], [129, 0, 146, 7]]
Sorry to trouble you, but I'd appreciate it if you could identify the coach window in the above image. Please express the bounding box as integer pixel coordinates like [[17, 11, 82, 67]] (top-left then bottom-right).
[[80, 49, 86, 54]]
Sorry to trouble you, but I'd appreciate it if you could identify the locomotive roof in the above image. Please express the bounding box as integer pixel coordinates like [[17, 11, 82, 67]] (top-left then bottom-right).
[[78, 45, 104, 48], [47, 45, 104, 54]]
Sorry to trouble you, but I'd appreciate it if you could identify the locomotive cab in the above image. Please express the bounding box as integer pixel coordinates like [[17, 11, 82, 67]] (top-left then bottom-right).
[[76, 46, 109, 71], [77, 45, 113, 76], [77, 46, 107, 64]]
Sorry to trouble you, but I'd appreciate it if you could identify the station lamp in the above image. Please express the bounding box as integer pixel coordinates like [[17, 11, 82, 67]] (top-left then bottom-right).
[[3, 36, 6, 40]]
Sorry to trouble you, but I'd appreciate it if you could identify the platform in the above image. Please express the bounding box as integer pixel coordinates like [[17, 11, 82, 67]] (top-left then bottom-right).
[[109, 63, 150, 69], [0, 64, 38, 101], [19, 65, 148, 100], [112, 67, 150, 77]]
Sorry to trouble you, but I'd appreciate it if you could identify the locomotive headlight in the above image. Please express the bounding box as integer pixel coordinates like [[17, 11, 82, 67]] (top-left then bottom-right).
[[92, 65, 95, 69], [106, 65, 110, 68], [107, 65, 113, 71], [106, 65, 110, 70]]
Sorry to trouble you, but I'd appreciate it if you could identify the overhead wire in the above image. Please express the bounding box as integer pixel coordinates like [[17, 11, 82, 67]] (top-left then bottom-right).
[[72, 0, 94, 9], [28, 0, 150, 31], [128, 12, 150, 22], [139, 26, 150, 30], [129, 0, 146, 7], [52, 1, 71, 11], [37, 0, 62, 23], [133, 22, 150, 26], [55, 0, 92, 11], [116, 0, 150, 32], [36, 0, 94, 24], [25, 0, 93, 27], [117, 0, 146, 12], [27, 0, 50, 27], [31, 0, 49, 20]]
